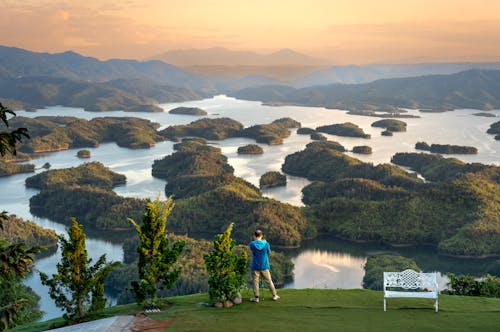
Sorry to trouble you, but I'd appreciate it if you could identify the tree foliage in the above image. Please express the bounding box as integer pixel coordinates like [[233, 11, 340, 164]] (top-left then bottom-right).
[[363, 255, 420, 291], [39, 218, 118, 322], [444, 274, 500, 298], [129, 197, 186, 306], [204, 223, 248, 304]]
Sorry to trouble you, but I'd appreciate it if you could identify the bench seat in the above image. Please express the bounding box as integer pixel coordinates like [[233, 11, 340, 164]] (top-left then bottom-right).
[[383, 269, 439, 312]]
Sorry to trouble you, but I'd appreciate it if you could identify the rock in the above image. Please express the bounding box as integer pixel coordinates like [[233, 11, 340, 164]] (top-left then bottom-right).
[[233, 296, 242, 305], [224, 300, 234, 308], [214, 301, 223, 308]]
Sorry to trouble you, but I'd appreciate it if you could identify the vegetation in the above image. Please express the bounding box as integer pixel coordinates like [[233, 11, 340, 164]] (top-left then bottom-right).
[[240, 123, 290, 145], [381, 130, 393, 136], [352, 145, 372, 154], [260, 171, 287, 188], [12, 289, 500, 332], [108, 235, 293, 304], [296, 127, 316, 135], [204, 224, 248, 306], [473, 112, 496, 117], [486, 120, 500, 137], [306, 140, 346, 152], [160, 118, 243, 140], [310, 132, 327, 140], [414, 142, 478, 154], [0, 239, 43, 331], [0, 161, 34, 177], [169, 181, 309, 247], [152, 140, 237, 198], [0, 103, 29, 157], [39, 219, 119, 322], [362, 255, 420, 291], [444, 274, 500, 298], [29, 185, 145, 231], [271, 117, 301, 128], [316, 122, 370, 138], [304, 170, 500, 256], [168, 107, 207, 115], [25, 162, 125, 190], [391, 152, 493, 182], [76, 149, 91, 158], [237, 144, 264, 154], [0, 214, 57, 249], [282, 143, 421, 190], [232, 69, 500, 111], [10, 116, 163, 152], [371, 119, 407, 132], [128, 198, 186, 307], [302, 178, 408, 205]]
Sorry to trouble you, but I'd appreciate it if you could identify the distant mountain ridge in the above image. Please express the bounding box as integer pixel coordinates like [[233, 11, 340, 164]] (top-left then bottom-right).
[[232, 69, 500, 110], [0, 45, 210, 89], [149, 47, 327, 66]]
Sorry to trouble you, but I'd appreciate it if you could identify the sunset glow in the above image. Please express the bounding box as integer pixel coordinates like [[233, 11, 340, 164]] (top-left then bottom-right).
[[1, 0, 500, 63]]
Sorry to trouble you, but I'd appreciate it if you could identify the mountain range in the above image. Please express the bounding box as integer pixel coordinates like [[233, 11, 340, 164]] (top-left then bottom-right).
[[148, 47, 327, 67], [232, 69, 500, 111]]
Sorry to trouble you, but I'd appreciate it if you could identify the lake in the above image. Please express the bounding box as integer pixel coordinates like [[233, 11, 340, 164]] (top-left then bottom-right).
[[1, 95, 498, 319]]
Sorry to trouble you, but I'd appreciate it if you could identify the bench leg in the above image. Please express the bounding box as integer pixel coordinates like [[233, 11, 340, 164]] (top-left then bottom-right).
[[435, 298, 438, 312], [384, 298, 386, 312]]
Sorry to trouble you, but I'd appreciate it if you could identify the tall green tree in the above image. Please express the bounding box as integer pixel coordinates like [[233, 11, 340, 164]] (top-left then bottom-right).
[[39, 218, 118, 322], [204, 223, 248, 304], [129, 197, 186, 307]]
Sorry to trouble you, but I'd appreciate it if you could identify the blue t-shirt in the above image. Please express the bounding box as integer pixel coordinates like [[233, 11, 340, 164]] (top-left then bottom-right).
[[249, 239, 270, 271]]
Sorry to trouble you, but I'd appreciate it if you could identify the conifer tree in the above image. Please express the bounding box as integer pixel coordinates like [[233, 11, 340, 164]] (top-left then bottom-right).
[[129, 197, 186, 307], [39, 218, 118, 322], [204, 223, 248, 304]]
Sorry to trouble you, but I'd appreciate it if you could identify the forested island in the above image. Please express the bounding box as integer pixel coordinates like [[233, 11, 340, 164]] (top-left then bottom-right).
[[0, 161, 35, 177], [284, 141, 500, 256], [316, 122, 370, 138], [10, 116, 163, 153], [260, 171, 287, 188], [237, 144, 264, 154], [169, 106, 208, 115], [371, 119, 407, 132], [352, 146, 372, 154], [487, 120, 500, 140], [415, 142, 478, 154], [160, 117, 301, 145]]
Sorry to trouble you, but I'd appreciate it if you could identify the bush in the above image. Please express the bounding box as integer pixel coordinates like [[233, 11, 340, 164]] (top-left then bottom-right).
[[444, 274, 500, 298], [363, 255, 420, 291]]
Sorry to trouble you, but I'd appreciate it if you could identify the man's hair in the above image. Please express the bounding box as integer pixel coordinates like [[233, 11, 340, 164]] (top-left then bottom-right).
[[254, 229, 263, 238]]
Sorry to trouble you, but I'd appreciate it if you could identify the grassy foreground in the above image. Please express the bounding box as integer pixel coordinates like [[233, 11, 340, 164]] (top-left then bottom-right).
[[12, 289, 500, 332]]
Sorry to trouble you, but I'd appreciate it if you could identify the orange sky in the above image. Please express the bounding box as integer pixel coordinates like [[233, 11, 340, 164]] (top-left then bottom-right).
[[1, 0, 500, 64]]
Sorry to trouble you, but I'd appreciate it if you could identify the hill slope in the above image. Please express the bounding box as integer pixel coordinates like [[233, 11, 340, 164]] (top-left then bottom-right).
[[233, 69, 500, 110]]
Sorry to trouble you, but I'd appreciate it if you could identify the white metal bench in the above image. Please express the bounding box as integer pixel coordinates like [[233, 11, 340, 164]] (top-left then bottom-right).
[[383, 269, 439, 312]]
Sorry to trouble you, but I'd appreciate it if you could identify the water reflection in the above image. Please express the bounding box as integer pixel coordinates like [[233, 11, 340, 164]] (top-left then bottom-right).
[[286, 250, 366, 289]]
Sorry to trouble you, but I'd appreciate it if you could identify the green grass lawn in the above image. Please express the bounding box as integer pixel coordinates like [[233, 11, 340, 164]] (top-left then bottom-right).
[[11, 289, 500, 332]]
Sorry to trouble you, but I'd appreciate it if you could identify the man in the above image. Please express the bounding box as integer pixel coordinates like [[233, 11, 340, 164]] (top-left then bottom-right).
[[249, 229, 279, 302]]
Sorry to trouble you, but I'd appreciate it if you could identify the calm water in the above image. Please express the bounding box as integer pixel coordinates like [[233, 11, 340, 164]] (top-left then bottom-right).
[[1, 95, 499, 319]]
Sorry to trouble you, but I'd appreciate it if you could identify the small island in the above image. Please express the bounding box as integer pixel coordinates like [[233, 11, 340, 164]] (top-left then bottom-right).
[[0, 161, 35, 177], [259, 171, 287, 189], [415, 142, 478, 154], [381, 130, 393, 136], [169, 106, 208, 116], [272, 117, 301, 128], [0, 214, 57, 249], [473, 112, 496, 117], [352, 146, 372, 154], [486, 120, 500, 138], [310, 132, 327, 141], [77, 149, 91, 158], [237, 144, 264, 155], [297, 127, 316, 135], [371, 119, 407, 132], [316, 122, 370, 139], [419, 108, 454, 113]]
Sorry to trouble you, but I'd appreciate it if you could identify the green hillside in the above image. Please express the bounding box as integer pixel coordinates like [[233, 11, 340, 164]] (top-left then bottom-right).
[[12, 289, 500, 332]]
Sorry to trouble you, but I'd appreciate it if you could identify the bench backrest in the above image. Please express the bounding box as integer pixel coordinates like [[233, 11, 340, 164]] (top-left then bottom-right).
[[383, 269, 438, 291]]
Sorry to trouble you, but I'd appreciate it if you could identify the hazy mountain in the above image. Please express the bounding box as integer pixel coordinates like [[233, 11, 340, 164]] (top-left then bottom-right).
[[149, 47, 326, 67], [232, 69, 500, 110], [293, 62, 500, 87], [0, 76, 207, 111], [0, 45, 211, 90]]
